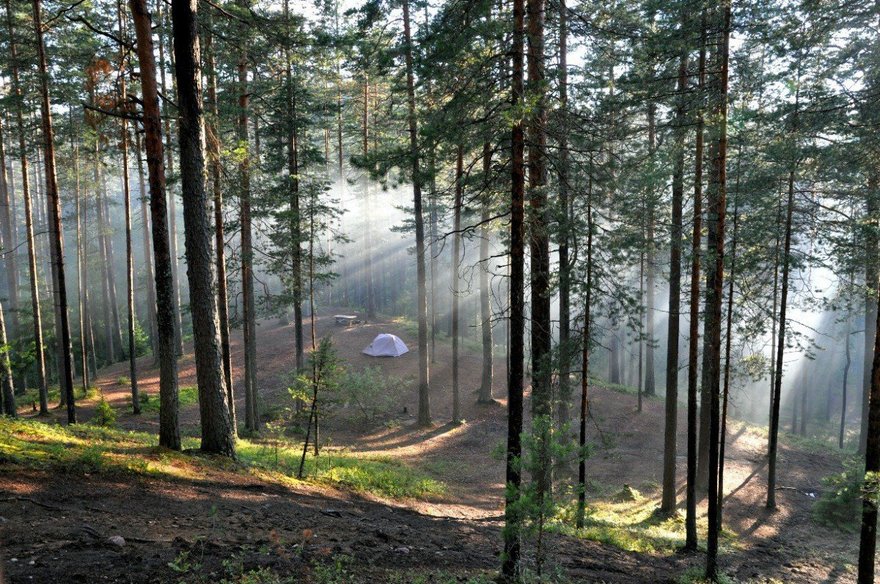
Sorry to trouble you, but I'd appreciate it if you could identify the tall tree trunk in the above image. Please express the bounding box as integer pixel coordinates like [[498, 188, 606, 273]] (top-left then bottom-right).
[[428, 148, 438, 361], [858, 272, 880, 584], [204, 14, 235, 428], [800, 375, 808, 436], [237, 0, 258, 434], [0, 115, 19, 344], [644, 103, 656, 397], [6, 0, 48, 413], [863, 177, 879, 455], [283, 0, 304, 375], [171, 0, 236, 456], [92, 139, 116, 364], [718, 195, 739, 528], [100, 163, 124, 363], [0, 301, 15, 416], [703, 4, 731, 578], [72, 127, 89, 391], [362, 77, 376, 320], [527, 0, 551, 503], [130, 0, 180, 450], [401, 0, 431, 427], [118, 1, 140, 412], [576, 156, 594, 529], [556, 0, 571, 425], [842, 317, 851, 449], [82, 166, 98, 380], [33, 0, 76, 424], [478, 141, 494, 404], [767, 203, 781, 426], [502, 0, 526, 575], [685, 9, 707, 552], [135, 130, 158, 355], [451, 144, 463, 424], [661, 49, 687, 515], [767, 141, 799, 509], [638, 252, 644, 411], [157, 1, 184, 357]]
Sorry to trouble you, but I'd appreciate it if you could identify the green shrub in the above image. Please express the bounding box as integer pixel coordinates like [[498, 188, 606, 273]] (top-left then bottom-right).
[[91, 397, 117, 428], [813, 458, 864, 530], [338, 366, 407, 425], [139, 385, 198, 413]]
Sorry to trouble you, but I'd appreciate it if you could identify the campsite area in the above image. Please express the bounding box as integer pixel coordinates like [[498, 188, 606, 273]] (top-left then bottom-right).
[[0, 310, 861, 583]]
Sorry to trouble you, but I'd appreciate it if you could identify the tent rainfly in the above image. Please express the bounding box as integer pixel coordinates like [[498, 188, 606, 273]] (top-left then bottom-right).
[[362, 333, 409, 357]]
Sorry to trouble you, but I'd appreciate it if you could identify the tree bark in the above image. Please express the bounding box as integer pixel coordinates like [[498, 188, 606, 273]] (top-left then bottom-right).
[[5, 0, 48, 413], [556, 0, 571, 425], [451, 144, 463, 424], [0, 115, 19, 344], [718, 195, 739, 528], [130, 0, 180, 450], [842, 317, 851, 449], [478, 142, 494, 404], [33, 0, 76, 423], [527, 0, 551, 502], [685, 9, 706, 552], [661, 49, 687, 515], [862, 177, 879, 455], [767, 153, 798, 508], [283, 0, 304, 375], [204, 14, 235, 428], [71, 124, 90, 392], [157, 1, 184, 357], [858, 283, 880, 584], [0, 301, 16, 416], [401, 0, 431, 427], [644, 103, 656, 397], [704, 4, 731, 578], [99, 162, 124, 363], [576, 156, 594, 529], [362, 76, 376, 320], [134, 129, 158, 355], [171, 0, 236, 456], [236, 0, 259, 434], [502, 0, 526, 575], [118, 0, 140, 412]]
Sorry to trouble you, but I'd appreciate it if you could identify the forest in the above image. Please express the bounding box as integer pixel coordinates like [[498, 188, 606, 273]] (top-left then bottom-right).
[[0, 0, 879, 581]]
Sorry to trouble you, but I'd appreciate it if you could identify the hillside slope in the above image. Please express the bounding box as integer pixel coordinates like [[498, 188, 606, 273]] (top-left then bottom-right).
[[0, 310, 861, 583]]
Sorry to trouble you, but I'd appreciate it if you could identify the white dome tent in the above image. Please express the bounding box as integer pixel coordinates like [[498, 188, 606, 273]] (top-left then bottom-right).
[[362, 333, 409, 357]]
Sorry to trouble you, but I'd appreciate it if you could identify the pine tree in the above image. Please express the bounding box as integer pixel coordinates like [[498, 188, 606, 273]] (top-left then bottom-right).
[[170, 0, 236, 456]]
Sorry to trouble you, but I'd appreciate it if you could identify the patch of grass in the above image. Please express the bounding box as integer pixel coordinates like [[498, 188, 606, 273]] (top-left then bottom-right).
[[391, 316, 419, 338], [15, 385, 99, 408], [555, 494, 718, 555], [588, 377, 653, 399], [385, 571, 497, 584], [0, 417, 445, 502], [237, 439, 446, 501], [676, 568, 785, 584], [782, 431, 851, 456], [139, 385, 199, 413], [676, 567, 738, 584], [116, 376, 131, 386], [0, 418, 202, 479]]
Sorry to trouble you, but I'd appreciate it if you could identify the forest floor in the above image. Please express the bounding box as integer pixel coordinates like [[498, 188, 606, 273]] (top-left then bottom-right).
[[0, 310, 863, 583]]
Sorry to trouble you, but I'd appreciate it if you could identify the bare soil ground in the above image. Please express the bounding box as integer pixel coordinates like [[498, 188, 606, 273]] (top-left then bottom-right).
[[0, 310, 861, 582]]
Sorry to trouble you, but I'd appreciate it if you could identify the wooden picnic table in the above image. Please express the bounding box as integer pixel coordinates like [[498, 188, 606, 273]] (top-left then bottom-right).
[[334, 314, 358, 325]]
